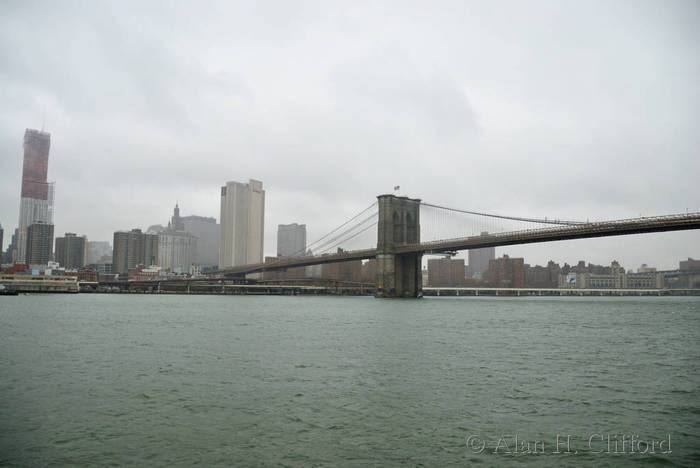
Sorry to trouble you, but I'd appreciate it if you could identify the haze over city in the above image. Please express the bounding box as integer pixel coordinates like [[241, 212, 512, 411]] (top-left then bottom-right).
[[1, 0, 698, 269]]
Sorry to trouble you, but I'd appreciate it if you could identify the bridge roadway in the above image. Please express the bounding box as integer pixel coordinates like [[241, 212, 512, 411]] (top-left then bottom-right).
[[220, 212, 700, 277]]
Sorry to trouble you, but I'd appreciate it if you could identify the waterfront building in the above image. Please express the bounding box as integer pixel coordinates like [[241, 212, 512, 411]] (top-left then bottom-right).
[[428, 257, 466, 287], [181, 215, 219, 268], [17, 129, 54, 263], [488, 254, 525, 288], [86, 262, 112, 274], [128, 264, 162, 281], [55, 233, 87, 269], [627, 271, 664, 289], [467, 232, 495, 278], [277, 223, 306, 257], [320, 248, 362, 282], [112, 229, 158, 274], [263, 256, 307, 281], [680, 258, 700, 271], [558, 261, 627, 288], [76, 269, 98, 282], [158, 231, 197, 273], [219, 179, 265, 269], [562, 272, 625, 289], [524, 260, 560, 288], [25, 222, 54, 266]]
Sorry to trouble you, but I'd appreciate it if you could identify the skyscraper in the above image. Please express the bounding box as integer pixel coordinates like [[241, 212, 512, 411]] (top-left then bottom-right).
[[467, 232, 495, 278], [26, 222, 54, 266], [277, 223, 306, 257], [181, 215, 219, 268], [0, 223, 4, 261], [55, 233, 87, 269], [219, 179, 265, 268], [17, 129, 54, 263]]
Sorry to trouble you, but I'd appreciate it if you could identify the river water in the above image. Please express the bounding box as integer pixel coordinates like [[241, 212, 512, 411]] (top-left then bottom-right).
[[1, 294, 698, 466]]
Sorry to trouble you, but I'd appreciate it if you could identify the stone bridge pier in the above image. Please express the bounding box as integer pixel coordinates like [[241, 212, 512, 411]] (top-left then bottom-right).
[[376, 194, 422, 298]]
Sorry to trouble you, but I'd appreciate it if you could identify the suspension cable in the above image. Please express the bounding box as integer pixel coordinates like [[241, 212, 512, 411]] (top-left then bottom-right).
[[311, 212, 378, 254], [420, 202, 587, 226], [317, 221, 378, 255], [263, 201, 378, 269]]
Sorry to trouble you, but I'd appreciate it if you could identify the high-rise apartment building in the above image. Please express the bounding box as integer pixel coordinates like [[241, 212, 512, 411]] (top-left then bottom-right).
[[488, 254, 525, 288], [0, 223, 3, 261], [467, 232, 495, 278], [428, 257, 466, 287], [320, 248, 362, 282], [181, 215, 219, 268], [112, 229, 158, 274], [277, 223, 306, 257], [219, 179, 265, 268], [17, 129, 54, 263], [55, 233, 87, 269], [26, 222, 54, 266]]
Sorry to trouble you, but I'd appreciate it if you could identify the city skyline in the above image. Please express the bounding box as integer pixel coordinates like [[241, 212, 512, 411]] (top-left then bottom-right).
[[1, 1, 699, 269], [0, 129, 698, 271]]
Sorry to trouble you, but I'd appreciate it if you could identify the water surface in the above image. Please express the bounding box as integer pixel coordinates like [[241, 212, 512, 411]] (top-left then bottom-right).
[[1, 295, 698, 466]]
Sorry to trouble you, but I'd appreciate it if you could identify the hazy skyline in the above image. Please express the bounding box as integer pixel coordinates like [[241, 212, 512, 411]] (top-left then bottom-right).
[[1, 0, 698, 269]]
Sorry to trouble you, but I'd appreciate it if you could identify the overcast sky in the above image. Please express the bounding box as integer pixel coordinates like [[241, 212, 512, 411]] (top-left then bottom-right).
[[1, 0, 698, 270]]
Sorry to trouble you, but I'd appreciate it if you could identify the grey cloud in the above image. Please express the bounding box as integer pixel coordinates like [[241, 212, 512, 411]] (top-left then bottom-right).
[[329, 50, 478, 139], [0, 0, 698, 269]]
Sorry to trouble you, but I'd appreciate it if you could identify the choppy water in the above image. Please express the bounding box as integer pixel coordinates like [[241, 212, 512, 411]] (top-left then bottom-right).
[[1, 294, 699, 467]]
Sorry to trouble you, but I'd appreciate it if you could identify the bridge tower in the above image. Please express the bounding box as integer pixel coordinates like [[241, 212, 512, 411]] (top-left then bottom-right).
[[376, 194, 422, 298]]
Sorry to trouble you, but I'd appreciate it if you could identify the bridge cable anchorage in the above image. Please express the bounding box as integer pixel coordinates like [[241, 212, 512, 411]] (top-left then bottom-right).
[[262, 201, 378, 270], [419, 202, 588, 226]]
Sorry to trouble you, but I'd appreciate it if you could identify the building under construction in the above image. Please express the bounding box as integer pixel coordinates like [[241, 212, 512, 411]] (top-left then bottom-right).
[[17, 129, 54, 263]]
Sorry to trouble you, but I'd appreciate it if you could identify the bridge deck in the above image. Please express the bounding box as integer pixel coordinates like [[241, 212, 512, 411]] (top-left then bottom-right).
[[397, 212, 700, 254], [220, 213, 700, 276]]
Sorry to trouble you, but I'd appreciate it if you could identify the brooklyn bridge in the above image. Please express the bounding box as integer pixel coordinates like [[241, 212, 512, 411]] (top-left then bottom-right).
[[217, 194, 700, 298]]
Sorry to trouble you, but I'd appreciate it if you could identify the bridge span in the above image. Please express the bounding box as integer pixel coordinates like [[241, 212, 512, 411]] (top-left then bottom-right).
[[219, 194, 700, 298], [395, 212, 700, 255]]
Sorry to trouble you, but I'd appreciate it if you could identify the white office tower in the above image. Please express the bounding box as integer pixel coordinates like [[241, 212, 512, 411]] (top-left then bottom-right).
[[219, 179, 265, 269]]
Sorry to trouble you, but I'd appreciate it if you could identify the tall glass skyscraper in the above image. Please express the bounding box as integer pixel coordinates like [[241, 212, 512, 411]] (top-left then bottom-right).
[[17, 129, 54, 263]]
